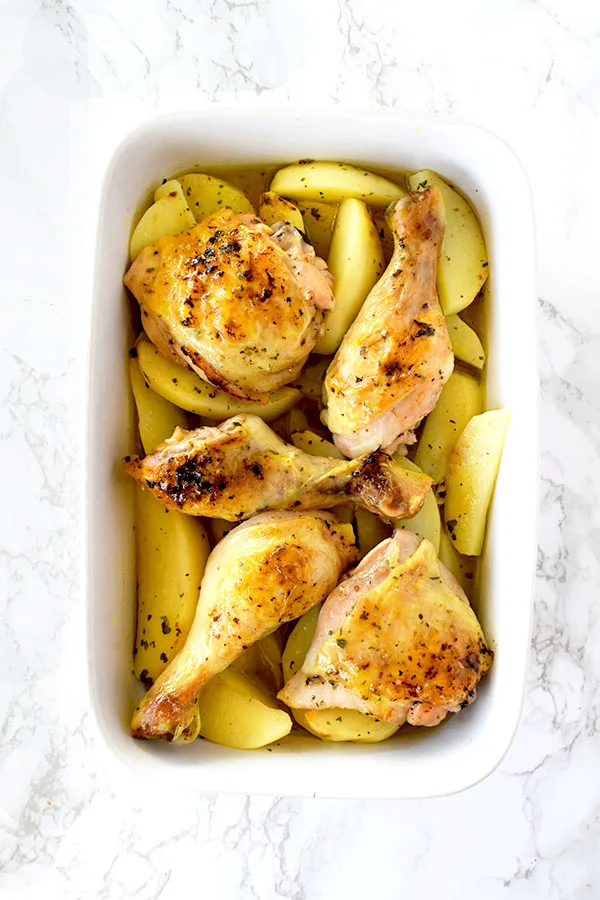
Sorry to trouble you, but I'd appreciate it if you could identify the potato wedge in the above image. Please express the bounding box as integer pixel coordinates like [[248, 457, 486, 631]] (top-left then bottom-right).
[[134, 487, 210, 684], [282, 606, 398, 743], [258, 191, 304, 231], [446, 314, 485, 370], [393, 457, 441, 553], [271, 161, 404, 208], [372, 209, 395, 264], [136, 336, 300, 422], [293, 356, 330, 401], [130, 357, 210, 684], [197, 668, 291, 749], [414, 370, 483, 488], [355, 509, 391, 558], [207, 518, 236, 547], [178, 172, 255, 221], [129, 182, 195, 261], [407, 169, 488, 315], [232, 633, 283, 694], [314, 199, 385, 355], [297, 201, 337, 258], [301, 708, 398, 743], [438, 531, 477, 598], [129, 356, 187, 453], [444, 409, 511, 556], [290, 429, 343, 459]]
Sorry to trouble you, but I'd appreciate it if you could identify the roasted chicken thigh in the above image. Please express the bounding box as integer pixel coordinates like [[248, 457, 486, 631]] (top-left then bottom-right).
[[124, 414, 432, 522], [279, 530, 492, 726], [323, 188, 454, 457], [124, 210, 333, 399], [131, 511, 357, 741]]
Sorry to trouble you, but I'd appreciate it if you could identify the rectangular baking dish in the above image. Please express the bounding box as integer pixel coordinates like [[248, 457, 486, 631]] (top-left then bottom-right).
[[87, 110, 537, 799]]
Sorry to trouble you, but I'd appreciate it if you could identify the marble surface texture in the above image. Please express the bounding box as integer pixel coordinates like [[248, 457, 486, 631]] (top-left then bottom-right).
[[1, 0, 600, 897]]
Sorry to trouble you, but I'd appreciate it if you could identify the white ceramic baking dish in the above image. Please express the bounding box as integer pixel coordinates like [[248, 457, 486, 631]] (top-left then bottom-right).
[[87, 110, 537, 799]]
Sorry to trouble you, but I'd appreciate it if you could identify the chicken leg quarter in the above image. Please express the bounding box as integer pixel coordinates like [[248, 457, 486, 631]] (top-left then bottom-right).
[[323, 188, 454, 457], [123, 414, 432, 521], [279, 530, 493, 727], [131, 511, 358, 742]]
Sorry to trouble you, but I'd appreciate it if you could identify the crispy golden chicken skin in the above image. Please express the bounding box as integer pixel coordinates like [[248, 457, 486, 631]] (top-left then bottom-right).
[[124, 211, 333, 399], [279, 530, 492, 726], [131, 511, 357, 742], [323, 188, 454, 457], [123, 414, 432, 522]]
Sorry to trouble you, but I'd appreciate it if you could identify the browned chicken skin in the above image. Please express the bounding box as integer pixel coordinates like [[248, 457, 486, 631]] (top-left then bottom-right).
[[279, 530, 493, 726], [124, 210, 333, 400], [123, 414, 432, 522], [131, 511, 358, 742], [323, 188, 454, 457]]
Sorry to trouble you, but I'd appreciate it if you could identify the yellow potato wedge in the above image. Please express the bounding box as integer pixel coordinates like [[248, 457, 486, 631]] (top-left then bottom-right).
[[178, 172, 255, 221], [394, 458, 441, 553], [207, 518, 236, 547], [446, 314, 485, 370], [282, 606, 398, 743], [129, 182, 195, 262], [258, 191, 304, 231], [438, 531, 477, 598], [197, 668, 292, 749], [130, 357, 210, 685], [129, 356, 187, 453], [290, 429, 343, 459], [136, 336, 300, 422], [444, 409, 511, 556], [232, 633, 283, 694], [271, 161, 404, 208], [272, 406, 309, 441], [297, 201, 338, 258], [372, 208, 395, 264], [301, 708, 398, 743], [133, 487, 210, 685], [407, 169, 488, 315], [414, 371, 483, 488], [293, 356, 330, 401], [355, 509, 391, 558], [314, 199, 385, 355]]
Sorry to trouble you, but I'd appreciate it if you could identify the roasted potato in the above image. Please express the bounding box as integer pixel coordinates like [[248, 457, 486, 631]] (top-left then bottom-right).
[[296, 201, 338, 258], [258, 191, 304, 231], [232, 632, 284, 694], [282, 606, 398, 743], [355, 509, 391, 558], [438, 531, 477, 598], [414, 370, 483, 489], [293, 356, 330, 402], [314, 199, 385, 355], [394, 457, 441, 553], [129, 180, 195, 261], [271, 161, 404, 208], [290, 429, 343, 459], [407, 169, 488, 315], [136, 336, 300, 422], [197, 668, 292, 749], [446, 314, 485, 370], [134, 488, 210, 684], [444, 409, 511, 556], [178, 172, 255, 220], [130, 360, 210, 684]]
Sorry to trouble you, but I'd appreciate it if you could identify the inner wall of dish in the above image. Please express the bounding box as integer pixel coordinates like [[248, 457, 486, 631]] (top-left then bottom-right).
[[94, 114, 525, 769]]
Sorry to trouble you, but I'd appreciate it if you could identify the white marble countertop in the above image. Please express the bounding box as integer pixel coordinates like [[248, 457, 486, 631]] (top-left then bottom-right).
[[2, 0, 600, 897]]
